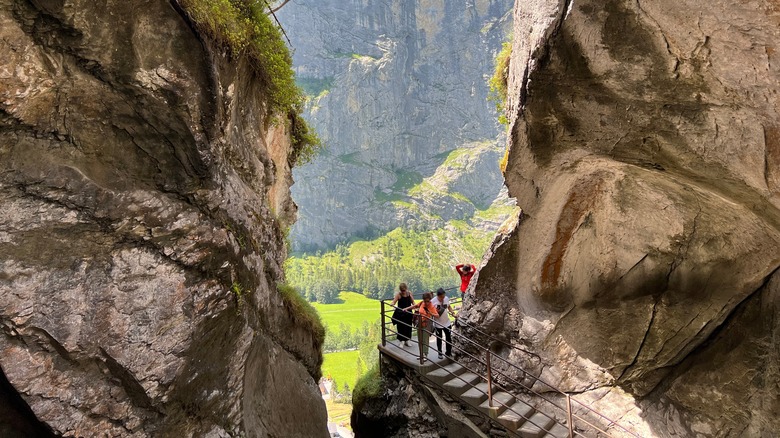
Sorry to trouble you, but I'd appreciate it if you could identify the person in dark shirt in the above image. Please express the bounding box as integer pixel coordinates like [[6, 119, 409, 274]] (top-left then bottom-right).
[[391, 283, 415, 347]]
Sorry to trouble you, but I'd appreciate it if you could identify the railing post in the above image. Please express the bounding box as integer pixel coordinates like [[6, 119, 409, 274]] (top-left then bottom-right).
[[567, 394, 574, 438], [381, 300, 386, 347], [417, 317, 425, 365], [486, 350, 493, 408]]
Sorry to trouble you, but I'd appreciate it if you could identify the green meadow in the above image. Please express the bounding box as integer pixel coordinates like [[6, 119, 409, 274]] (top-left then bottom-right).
[[312, 292, 380, 431], [325, 399, 352, 426], [314, 292, 381, 394], [312, 291, 381, 331], [322, 350, 361, 389]]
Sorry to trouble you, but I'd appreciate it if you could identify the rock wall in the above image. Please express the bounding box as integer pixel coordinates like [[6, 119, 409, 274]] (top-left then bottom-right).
[[277, 0, 514, 251], [0, 0, 327, 436], [464, 0, 780, 436]]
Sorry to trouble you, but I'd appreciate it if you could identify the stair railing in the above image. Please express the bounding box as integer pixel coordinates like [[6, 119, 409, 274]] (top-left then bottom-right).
[[382, 303, 579, 436], [380, 299, 642, 438], [454, 316, 640, 437], [381, 306, 554, 437]]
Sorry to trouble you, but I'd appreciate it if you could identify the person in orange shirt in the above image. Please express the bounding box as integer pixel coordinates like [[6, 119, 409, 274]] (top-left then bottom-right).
[[404, 292, 439, 361], [456, 263, 476, 293]]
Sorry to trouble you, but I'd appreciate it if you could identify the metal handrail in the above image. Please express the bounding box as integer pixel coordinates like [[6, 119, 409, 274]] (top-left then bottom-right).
[[456, 316, 537, 356], [382, 322, 562, 437], [386, 301, 635, 437], [448, 327, 621, 436], [380, 299, 642, 438], [400, 299, 636, 437], [383, 303, 583, 436], [454, 315, 637, 436]]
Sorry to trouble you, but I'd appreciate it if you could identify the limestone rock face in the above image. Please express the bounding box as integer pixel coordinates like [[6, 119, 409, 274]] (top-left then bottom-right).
[[465, 0, 780, 436], [277, 0, 514, 251], [0, 0, 326, 436]]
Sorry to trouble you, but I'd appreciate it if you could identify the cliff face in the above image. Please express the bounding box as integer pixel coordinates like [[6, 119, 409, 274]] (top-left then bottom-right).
[[277, 0, 514, 251], [465, 0, 780, 436], [0, 0, 326, 436]]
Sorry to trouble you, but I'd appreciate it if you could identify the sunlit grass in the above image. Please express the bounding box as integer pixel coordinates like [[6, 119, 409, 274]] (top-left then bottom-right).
[[325, 399, 352, 428], [311, 292, 380, 332], [322, 349, 361, 389]]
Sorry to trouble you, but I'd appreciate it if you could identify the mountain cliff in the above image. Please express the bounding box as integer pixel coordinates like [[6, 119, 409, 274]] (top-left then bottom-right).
[[465, 0, 780, 436], [0, 0, 326, 436], [277, 0, 514, 252]]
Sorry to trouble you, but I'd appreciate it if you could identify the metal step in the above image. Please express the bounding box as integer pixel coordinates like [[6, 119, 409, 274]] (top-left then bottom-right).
[[460, 382, 489, 406], [425, 362, 465, 385], [518, 412, 556, 438], [442, 372, 481, 396], [544, 423, 571, 438], [478, 391, 516, 418], [496, 400, 535, 430]]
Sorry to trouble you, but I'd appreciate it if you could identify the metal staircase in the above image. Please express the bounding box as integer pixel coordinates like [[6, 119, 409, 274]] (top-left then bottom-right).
[[378, 299, 642, 438]]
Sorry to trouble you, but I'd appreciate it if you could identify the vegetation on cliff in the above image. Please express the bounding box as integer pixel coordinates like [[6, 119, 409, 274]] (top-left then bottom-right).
[[352, 363, 383, 410], [278, 282, 326, 345], [285, 202, 516, 304], [489, 40, 512, 172], [489, 41, 512, 125], [284, 221, 498, 303], [178, 0, 320, 165]]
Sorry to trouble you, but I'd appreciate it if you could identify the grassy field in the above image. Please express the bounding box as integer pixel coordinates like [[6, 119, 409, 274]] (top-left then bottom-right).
[[322, 350, 361, 389], [316, 292, 379, 389], [312, 291, 381, 331], [325, 399, 352, 427], [315, 292, 381, 431]]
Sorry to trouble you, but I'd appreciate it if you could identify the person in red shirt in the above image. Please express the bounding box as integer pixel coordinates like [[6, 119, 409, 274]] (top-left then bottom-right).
[[456, 263, 476, 293]]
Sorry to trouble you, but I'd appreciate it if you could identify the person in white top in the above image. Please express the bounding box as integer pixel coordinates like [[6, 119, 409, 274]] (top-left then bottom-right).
[[432, 288, 454, 359]]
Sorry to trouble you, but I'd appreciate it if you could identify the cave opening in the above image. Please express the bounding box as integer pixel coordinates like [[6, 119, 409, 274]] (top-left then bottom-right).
[[0, 365, 54, 438]]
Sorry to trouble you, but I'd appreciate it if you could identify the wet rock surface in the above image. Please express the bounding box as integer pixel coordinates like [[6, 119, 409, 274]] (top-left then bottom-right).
[[0, 0, 326, 436], [465, 0, 780, 436]]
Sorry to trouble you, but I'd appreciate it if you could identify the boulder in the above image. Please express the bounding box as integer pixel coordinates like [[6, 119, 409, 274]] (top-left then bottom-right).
[[470, 0, 780, 435]]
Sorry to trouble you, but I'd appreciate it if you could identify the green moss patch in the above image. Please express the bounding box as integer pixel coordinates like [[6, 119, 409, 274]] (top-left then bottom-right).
[[489, 41, 512, 125], [352, 363, 382, 410], [178, 0, 321, 165], [297, 76, 335, 98], [277, 282, 326, 345]]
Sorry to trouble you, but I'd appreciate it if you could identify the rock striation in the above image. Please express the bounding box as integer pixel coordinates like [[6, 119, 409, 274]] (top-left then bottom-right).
[[0, 0, 326, 436], [463, 0, 780, 436], [277, 0, 515, 251]]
